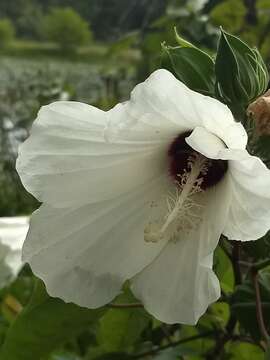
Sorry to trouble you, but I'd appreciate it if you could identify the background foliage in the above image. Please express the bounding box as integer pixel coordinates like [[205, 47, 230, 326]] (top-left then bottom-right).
[[0, 0, 270, 359]]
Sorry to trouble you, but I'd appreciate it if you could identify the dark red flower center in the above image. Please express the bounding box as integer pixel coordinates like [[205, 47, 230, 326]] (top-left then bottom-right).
[[168, 132, 228, 190]]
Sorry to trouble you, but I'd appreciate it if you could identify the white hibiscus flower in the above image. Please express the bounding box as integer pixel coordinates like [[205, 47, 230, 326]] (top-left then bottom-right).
[[0, 217, 29, 287], [16, 69, 270, 324]]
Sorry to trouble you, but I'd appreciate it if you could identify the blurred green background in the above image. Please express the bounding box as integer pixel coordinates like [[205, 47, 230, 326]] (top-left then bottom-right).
[[1, 1, 270, 359], [2, 0, 270, 218]]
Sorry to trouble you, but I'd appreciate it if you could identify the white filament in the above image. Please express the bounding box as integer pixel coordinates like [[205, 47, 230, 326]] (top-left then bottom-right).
[[145, 154, 208, 243]]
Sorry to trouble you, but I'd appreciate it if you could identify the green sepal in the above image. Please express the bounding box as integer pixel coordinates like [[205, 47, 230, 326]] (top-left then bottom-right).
[[161, 42, 215, 96], [174, 26, 195, 48]]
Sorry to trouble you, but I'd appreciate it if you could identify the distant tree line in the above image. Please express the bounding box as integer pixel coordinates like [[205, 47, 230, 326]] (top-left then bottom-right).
[[0, 0, 167, 41]]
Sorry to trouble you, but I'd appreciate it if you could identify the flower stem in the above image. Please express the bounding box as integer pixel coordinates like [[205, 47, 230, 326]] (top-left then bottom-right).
[[132, 331, 216, 359], [231, 241, 242, 285], [107, 302, 143, 309], [251, 268, 270, 346]]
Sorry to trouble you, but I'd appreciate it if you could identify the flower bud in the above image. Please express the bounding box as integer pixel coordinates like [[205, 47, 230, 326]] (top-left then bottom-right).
[[247, 90, 270, 136], [215, 29, 269, 117]]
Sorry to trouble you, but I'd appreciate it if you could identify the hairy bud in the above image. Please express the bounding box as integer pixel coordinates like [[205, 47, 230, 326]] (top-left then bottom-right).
[[247, 90, 270, 136]]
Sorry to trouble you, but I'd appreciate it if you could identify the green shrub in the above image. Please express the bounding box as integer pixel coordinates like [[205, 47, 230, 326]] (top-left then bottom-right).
[[0, 19, 15, 49], [210, 0, 246, 34], [42, 7, 92, 52]]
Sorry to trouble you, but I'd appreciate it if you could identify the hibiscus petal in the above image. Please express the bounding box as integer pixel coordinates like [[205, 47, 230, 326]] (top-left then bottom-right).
[[187, 90, 247, 149], [131, 176, 231, 324], [203, 118, 247, 150], [106, 69, 238, 143], [23, 177, 169, 308], [223, 154, 270, 241], [185, 126, 226, 159], [186, 127, 248, 162], [17, 101, 167, 207]]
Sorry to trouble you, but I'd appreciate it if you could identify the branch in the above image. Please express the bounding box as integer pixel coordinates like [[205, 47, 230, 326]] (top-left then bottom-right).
[[232, 334, 258, 345], [243, 0, 258, 25], [205, 314, 237, 360], [232, 302, 270, 309], [236, 259, 270, 272], [106, 302, 143, 309], [131, 331, 216, 359], [253, 259, 270, 272], [231, 242, 242, 285], [251, 268, 270, 345], [258, 18, 270, 48], [160, 324, 173, 344]]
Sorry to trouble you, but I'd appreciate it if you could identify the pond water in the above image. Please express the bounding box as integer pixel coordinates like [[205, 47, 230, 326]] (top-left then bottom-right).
[[0, 55, 136, 156], [0, 56, 135, 105]]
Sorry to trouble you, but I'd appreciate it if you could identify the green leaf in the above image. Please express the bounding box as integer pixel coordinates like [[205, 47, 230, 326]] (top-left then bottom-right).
[[265, 343, 270, 360], [232, 271, 270, 341], [173, 326, 215, 357], [0, 279, 105, 360], [48, 351, 81, 360], [210, 0, 246, 33], [225, 341, 264, 360], [7, 274, 35, 307], [161, 44, 215, 95], [154, 347, 186, 359], [214, 246, 234, 293], [97, 292, 150, 353], [207, 302, 230, 328]]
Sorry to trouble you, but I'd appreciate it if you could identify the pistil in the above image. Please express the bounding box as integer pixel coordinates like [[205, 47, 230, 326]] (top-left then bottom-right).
[[144, 153, 208, 243]]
